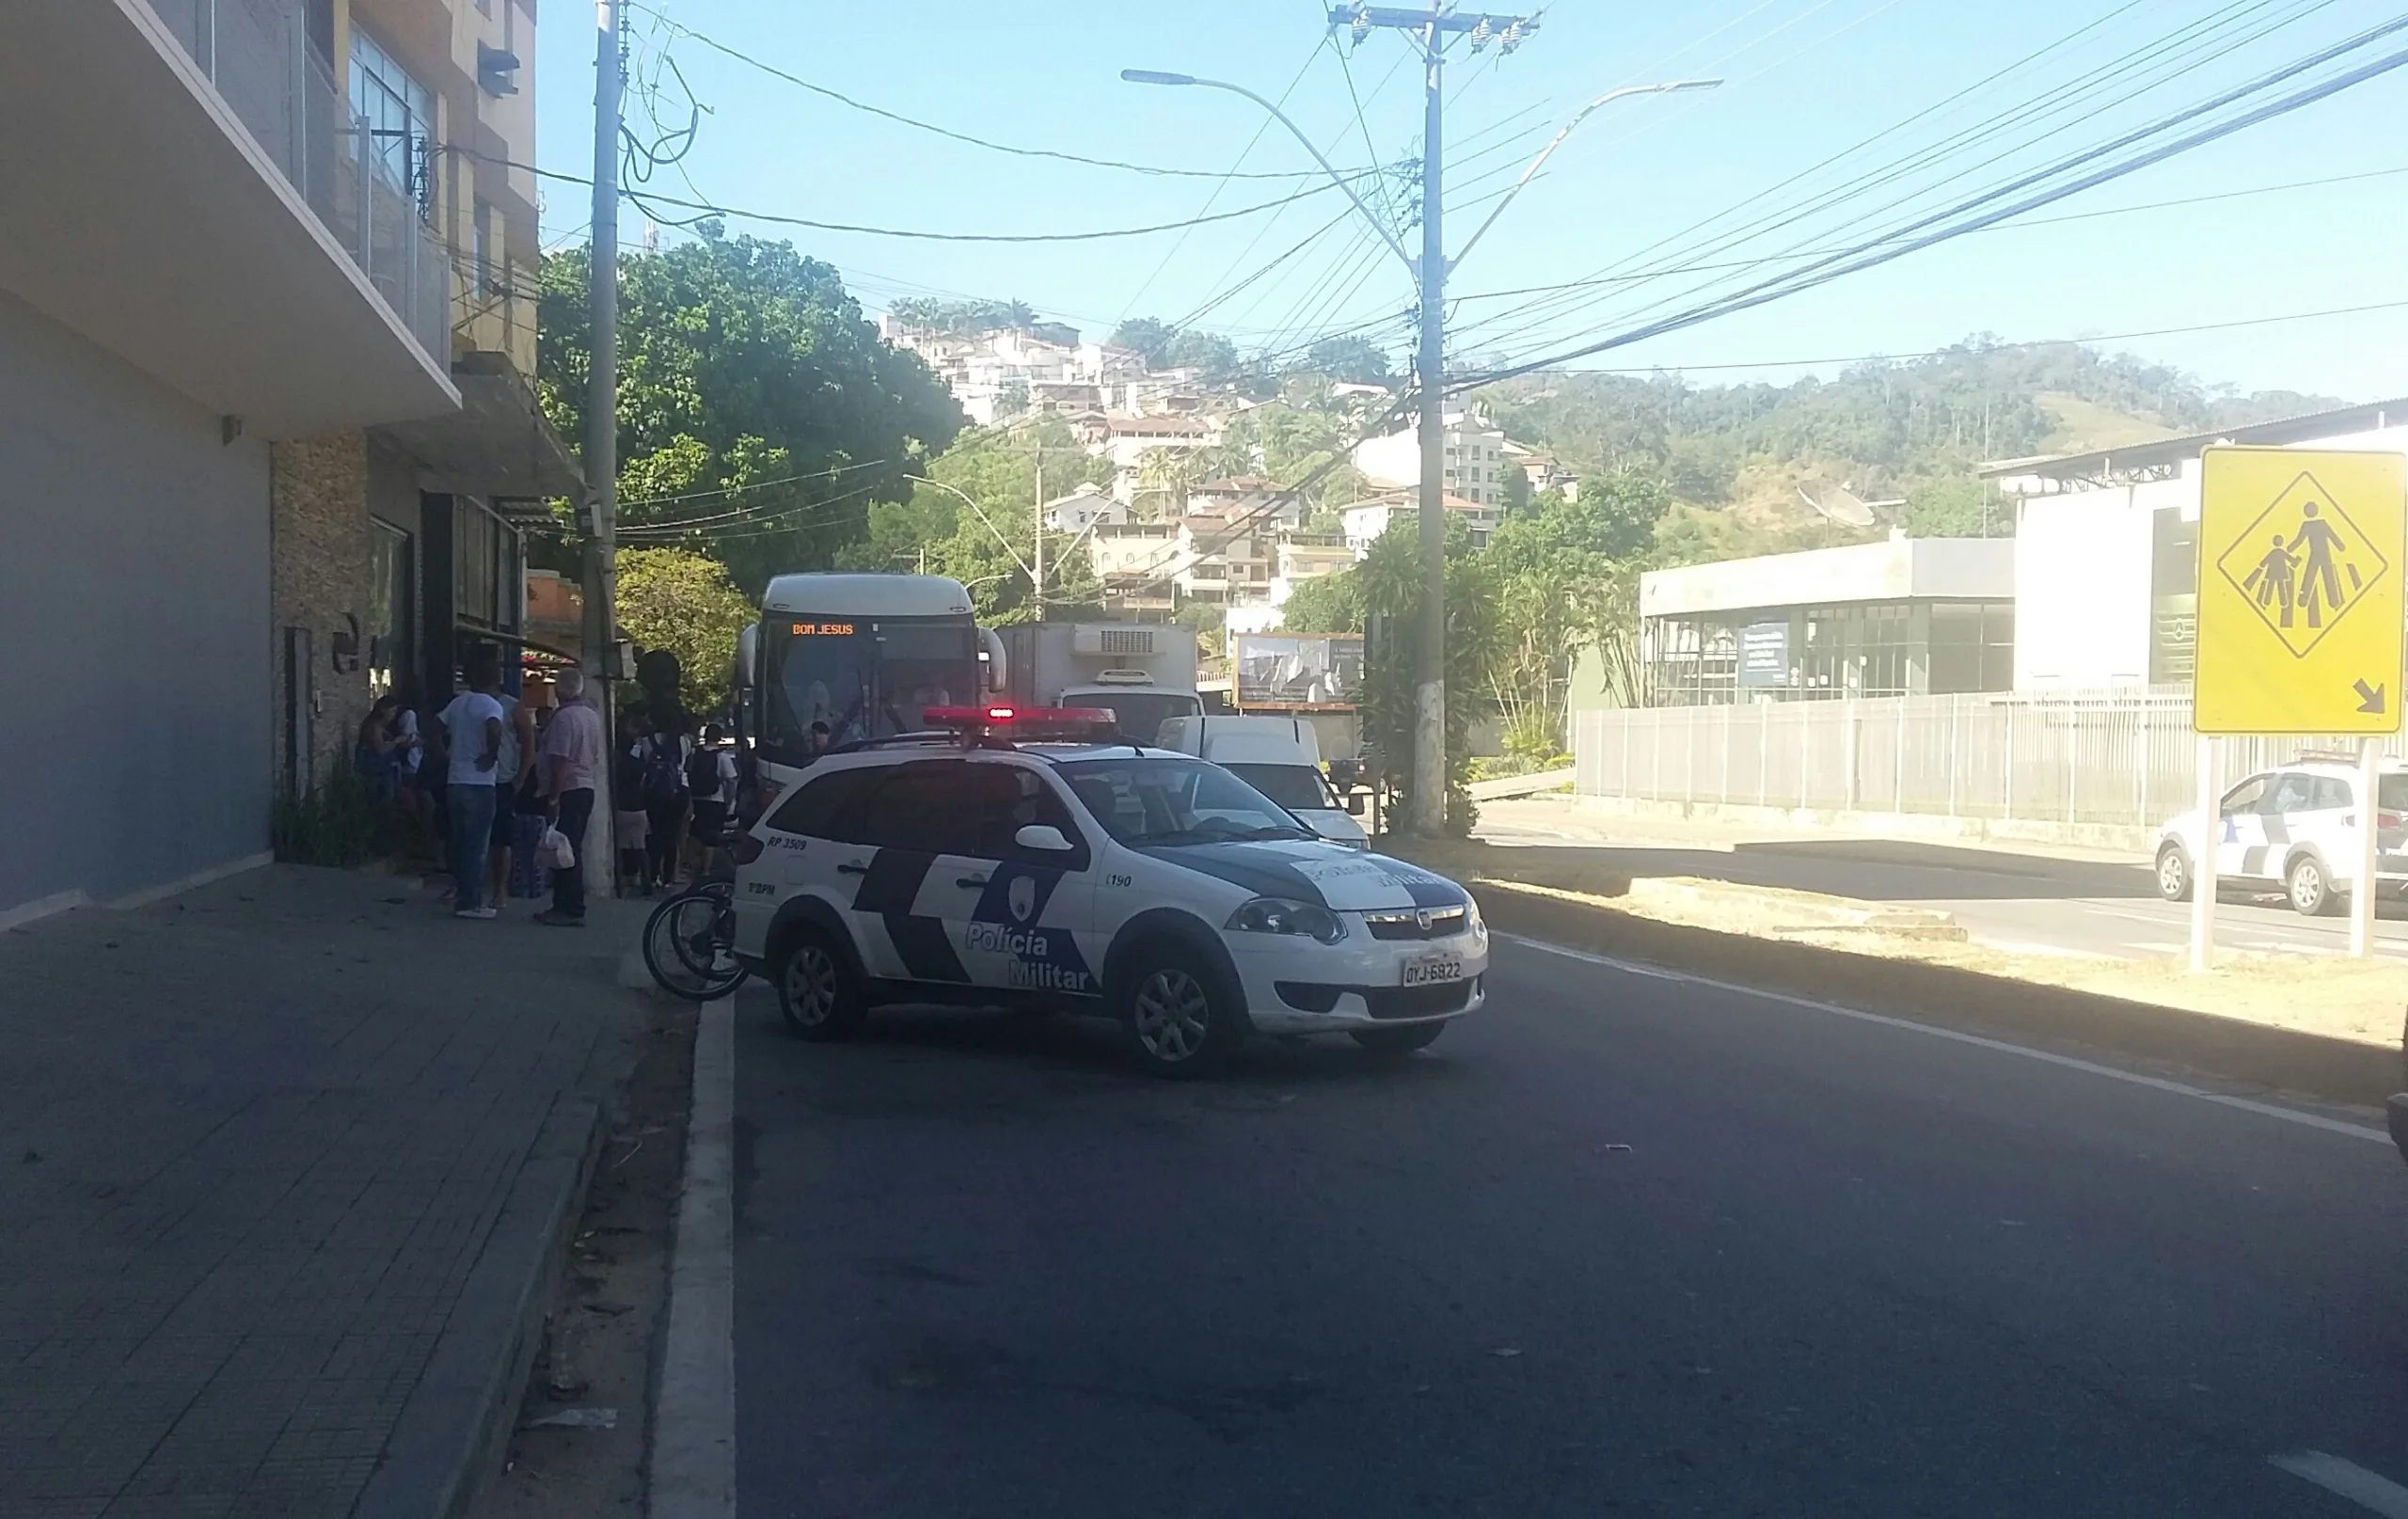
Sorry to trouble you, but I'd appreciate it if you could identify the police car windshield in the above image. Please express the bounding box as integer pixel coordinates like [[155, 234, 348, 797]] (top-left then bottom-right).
[[1056, 757, 1312, 846]]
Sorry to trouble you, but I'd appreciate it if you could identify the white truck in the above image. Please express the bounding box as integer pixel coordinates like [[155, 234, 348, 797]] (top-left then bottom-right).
[[1158, 714, 1370, 847], [996, 622, 1203, 745]]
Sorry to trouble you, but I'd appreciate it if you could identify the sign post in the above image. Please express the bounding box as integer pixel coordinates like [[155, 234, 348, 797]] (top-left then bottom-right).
[[2194, 445, 2406, 965]]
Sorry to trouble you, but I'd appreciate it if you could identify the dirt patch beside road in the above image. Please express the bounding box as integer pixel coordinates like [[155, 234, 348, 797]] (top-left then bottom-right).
[[1390, 835, 2405, 1106]]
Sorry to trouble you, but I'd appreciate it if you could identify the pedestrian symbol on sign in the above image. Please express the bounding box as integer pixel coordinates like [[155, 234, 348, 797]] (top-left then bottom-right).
[[2213, 471, 2389, 657]]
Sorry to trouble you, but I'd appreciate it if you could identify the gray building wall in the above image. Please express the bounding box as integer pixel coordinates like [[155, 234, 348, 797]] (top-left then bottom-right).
[[0, 288, 272, 919]]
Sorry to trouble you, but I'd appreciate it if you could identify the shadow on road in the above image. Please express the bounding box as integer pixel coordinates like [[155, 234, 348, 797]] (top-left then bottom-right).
[[765, 1003, 1476, 1094]]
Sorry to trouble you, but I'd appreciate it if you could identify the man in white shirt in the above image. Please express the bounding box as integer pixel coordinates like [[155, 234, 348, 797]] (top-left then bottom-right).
[[534, 666, 607, 927], [436, 648, 508, 920]]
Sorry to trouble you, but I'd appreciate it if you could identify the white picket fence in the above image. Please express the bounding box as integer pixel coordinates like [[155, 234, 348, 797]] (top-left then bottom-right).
[[1573, 690, 2408, 829]]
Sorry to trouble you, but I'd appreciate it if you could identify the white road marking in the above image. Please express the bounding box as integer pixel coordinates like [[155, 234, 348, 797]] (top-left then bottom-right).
[[2271, 1451, 2408, 1516], [648, 991, 737, 1519], [1498, 935, 2389, 1146]]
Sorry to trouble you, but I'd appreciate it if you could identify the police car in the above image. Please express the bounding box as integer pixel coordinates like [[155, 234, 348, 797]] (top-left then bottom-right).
[[728, 705, 1488, 1076]]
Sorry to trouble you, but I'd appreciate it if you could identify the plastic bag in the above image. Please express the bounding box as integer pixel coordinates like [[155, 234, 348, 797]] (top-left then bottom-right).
[[540, 826, 577, 873]]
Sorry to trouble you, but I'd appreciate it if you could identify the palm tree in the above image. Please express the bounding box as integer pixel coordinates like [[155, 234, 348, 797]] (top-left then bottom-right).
[[1134, 446, 1209, 520]]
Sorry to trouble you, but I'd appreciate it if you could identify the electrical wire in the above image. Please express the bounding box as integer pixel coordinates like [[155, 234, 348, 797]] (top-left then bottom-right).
[[467, 151, 1358, 243], [1450, 21, 2408, 389], [630, 6, 1360, 182]]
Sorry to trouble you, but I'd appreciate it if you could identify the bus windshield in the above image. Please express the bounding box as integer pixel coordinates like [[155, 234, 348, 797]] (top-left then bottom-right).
[[762, 615, 978, 764]]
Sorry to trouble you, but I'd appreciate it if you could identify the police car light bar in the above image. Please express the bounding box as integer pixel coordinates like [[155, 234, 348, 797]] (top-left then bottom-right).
[[922, 704, 1119, 737]]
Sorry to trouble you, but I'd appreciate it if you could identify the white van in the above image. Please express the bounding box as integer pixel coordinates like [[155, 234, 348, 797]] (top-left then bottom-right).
[[1157, 716, 1369, 847]]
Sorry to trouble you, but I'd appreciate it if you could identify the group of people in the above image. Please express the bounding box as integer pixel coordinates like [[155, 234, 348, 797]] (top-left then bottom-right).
[[611, 706, 739, 896], [354, 647, 742, 922]]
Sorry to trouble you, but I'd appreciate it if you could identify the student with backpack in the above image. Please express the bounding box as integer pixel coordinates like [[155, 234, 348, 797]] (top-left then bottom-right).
[[639, 711, 691, 890]]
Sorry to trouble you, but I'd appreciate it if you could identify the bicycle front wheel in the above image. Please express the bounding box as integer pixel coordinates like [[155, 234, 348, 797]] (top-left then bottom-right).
[[643, 886, 746, 1002]]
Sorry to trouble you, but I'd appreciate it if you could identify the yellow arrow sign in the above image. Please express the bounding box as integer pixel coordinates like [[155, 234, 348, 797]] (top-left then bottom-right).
[[2196, 446, 2405, 736]]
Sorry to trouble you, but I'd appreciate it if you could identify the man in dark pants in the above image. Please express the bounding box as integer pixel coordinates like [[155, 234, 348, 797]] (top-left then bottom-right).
[[534, 665, 606, 927]]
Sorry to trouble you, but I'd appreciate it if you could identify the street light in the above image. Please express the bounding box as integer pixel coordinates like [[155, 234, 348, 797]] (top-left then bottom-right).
[[1449, 80, 1720, 272], [1119, 69, 1416, 274]]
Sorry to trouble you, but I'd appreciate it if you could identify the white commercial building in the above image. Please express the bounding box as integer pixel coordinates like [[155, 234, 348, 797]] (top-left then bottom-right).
[[1990, 398, 2408, 691], [1341, 490, 1504, 556], [1353, 408, 1513, 507], [1634, 535, 2017, 705]]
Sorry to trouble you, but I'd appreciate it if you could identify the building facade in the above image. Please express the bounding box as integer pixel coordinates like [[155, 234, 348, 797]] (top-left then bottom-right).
[[1637, 537, 2017, 706], [0, 0, 575, 925], [1991, 398, 2408, 692], [1340, 492, 1505, 556], [1352, 409, 1513, 508]]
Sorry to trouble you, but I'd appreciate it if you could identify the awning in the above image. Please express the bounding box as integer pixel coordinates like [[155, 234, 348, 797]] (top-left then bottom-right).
[[378, 351, 585, 514]]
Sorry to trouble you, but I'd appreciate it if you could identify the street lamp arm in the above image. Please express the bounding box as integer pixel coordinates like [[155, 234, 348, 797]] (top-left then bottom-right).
[[1121, 69, 1418, 275], [1447, 80, 1720, 275], [905, 475, 1035, 583]]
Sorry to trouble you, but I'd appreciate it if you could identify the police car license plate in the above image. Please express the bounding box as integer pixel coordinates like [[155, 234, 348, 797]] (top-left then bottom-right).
[[1402, 953, 1464, 986]]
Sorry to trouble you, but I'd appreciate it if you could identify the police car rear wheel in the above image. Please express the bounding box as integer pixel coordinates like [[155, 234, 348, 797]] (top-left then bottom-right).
[[1352, 1022, 1446, 1056], [775, 929, 865, 1041], [1120, 953, 1241, 1078]]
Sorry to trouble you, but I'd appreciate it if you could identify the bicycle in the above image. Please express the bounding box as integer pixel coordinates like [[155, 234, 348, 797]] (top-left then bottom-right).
[[642, 877, 747, 1001]]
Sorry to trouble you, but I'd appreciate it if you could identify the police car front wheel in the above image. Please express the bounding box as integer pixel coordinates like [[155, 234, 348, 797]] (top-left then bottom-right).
[[775, 928, 866, 1042], [1118, 952, 1244, 1078]]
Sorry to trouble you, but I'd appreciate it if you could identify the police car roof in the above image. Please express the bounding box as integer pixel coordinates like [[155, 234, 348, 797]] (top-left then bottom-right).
[[1019, 742, 1192, 763]]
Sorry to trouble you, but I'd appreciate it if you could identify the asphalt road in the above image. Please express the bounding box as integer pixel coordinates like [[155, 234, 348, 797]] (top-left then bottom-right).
[[1475, 799, 2408, 962], [729, 941, 2408, 1518]]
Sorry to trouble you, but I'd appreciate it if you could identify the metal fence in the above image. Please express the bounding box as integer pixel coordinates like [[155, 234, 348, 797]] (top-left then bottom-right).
[[1574, 691, 2408, 829], [139, 0, 452, 366]]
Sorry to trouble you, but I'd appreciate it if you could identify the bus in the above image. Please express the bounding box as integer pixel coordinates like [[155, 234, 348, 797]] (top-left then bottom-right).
[[735, 574, 1002, 791]]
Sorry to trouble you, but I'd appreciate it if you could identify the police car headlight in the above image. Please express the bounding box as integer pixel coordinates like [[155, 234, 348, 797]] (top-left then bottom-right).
[[1226, 897, 1346, 944]]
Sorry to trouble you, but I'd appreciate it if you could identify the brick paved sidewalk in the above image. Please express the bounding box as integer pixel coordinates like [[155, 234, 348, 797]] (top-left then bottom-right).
[[0, 866, 660, 1519]]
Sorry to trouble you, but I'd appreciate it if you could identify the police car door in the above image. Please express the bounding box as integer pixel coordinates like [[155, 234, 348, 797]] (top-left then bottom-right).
[[943, 760, 1101, 1000], [840, 758, 984, 986]]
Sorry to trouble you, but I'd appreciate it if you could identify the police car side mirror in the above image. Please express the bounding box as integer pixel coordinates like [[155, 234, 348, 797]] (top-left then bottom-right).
[[1015, 824, 1076, 853], [1344, 792, 1366, 816]]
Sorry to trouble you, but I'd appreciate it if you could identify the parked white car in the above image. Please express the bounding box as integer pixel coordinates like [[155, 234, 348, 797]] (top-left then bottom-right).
[[1157, 715, 1370, 847], [2153, 758, 2408, 915]]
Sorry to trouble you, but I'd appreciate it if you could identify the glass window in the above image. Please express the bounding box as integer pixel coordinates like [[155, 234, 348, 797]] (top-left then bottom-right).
[[962, 765, 1088, 864], [2310, 778, 2353, 811], [767, 766, 883, 838], [1224, 763, 1335, 813], [853, 761, 983, 852], [1054, 757, 1311, 845], [2266, 775, 2318, 815], [2220, 776, 2269, 815], [367, 519, 412, 699], [349, 26, 433, 203], [2380, 775, 2408, 813]]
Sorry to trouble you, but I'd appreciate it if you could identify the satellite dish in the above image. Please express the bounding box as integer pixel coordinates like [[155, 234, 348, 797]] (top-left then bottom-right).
[[1798, 484, 1877, 528]]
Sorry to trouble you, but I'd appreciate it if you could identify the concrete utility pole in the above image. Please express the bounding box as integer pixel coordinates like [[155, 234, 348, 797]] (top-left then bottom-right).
[[1033, 434, 1045, 620], [1127, 12, 1710, 831], [581, 0, 622, 897]]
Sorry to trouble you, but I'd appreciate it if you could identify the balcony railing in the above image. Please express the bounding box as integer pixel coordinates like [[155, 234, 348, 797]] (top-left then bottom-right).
[[140, 0, 451, 370]]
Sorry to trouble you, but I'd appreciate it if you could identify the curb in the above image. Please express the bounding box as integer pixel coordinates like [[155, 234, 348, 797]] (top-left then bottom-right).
[[1470, 883, 2403, 1107], [352, 1093, 608, 1519]]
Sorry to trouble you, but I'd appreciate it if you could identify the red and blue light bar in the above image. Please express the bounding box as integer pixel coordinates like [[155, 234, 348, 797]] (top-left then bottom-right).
[[922, 704, 1120, 740]]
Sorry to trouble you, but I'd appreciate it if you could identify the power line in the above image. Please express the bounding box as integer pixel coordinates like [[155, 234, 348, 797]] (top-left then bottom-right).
[[616, 458, 895, 517], [1446, 161, 2408, 307], [465, 150, 1355, 243], [1473, 296, 2408, 377], [632, 7, 1354, 182], [1452, 19, 2408, 389]]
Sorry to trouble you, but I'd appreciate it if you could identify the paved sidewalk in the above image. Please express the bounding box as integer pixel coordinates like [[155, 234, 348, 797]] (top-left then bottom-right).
[[0, 866, 657, 1519]]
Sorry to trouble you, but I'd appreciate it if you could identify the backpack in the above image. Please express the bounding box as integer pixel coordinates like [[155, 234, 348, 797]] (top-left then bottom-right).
[[642, 736, 689, 808], [685, 744, 721, 799]]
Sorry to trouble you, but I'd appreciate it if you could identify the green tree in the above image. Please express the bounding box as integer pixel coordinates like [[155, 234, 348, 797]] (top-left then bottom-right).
[[1110, 317, 1180, 369], [613, 547, 754, 715], [887, 296, 1038, 335], [1165, 329, 1241, 383], [1354, 516, 1497, 835], [1133, 446, 1211, 519], [1296, 335, 1394, 386], [539, 232, 963, 593], [1902, 476, 2004, 537], [1280, 570, 1366, 634]]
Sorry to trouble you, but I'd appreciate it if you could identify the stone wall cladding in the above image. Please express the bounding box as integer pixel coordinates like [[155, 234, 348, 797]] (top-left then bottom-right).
[[270, 432, 372, 794]]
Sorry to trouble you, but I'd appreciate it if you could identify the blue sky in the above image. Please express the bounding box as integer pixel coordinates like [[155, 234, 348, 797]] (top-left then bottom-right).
[[534, 1, 2408, 402]]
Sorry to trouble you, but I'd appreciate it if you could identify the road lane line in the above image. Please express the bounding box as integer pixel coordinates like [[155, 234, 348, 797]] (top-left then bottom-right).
[[2272, 1451, 2408, 1516], [1497, 935, 2389, 1146], [648, 991, 737, 1519]]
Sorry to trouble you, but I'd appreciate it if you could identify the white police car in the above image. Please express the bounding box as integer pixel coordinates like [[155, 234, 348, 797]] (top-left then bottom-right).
[[728, 706, 1488, 1076]]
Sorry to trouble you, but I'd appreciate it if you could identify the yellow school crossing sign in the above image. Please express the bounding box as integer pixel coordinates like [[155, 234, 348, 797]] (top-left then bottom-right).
[[2196, 446, 2405, 736]]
